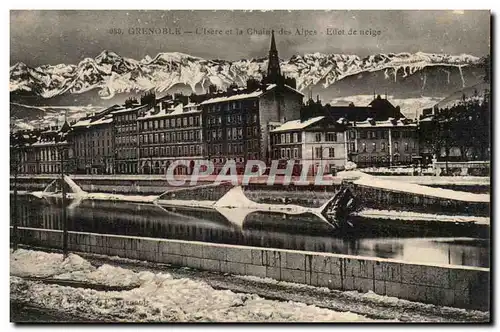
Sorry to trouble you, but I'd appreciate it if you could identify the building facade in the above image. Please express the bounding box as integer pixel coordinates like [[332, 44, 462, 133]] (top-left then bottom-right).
[[12, 122, 72, 174], [112, 103, 150, 174], [200, 31, 303, 173], [137, 102, 204, 174], [71, 106, 116, 174], [270, 116, 348, 175], [347, 118, 419, 168]]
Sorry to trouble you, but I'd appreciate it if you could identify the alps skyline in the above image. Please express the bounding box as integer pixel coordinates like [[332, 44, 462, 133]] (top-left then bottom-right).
[[10, 10, 490, 67]]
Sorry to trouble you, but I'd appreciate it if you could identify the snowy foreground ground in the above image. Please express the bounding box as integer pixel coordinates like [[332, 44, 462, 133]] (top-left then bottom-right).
[[10, 249, 489, 323]]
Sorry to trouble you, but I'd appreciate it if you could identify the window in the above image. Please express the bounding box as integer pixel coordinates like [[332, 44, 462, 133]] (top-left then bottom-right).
[[349, 131, 356, 139], [315, 147, 322, 159], [381, 142, 386, 151], [183, 118, 188, 127], [293, 133, 298, 143], [372, 143, 376, 152], [328, 148, 335, 158], [286, 134, 290, 144], [315, 133, 322, 142], [404, 143, 409, 152], [349, 142, 356, 152], [394, 142, 399, 152], [286, 148, 291, 159], [392, 131, 400, 139], [281, 134, 285, 144], [293, 148, 299, 159], [326, 133, 337, 142], [281, 148, 285, 159], [360, 131, 367, 139], [362, 143, 367, 152], [227, 129, 232, 140]]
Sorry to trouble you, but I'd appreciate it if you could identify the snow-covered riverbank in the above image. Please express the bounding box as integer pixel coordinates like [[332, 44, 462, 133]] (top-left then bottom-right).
[[10, 249, 381, 322]]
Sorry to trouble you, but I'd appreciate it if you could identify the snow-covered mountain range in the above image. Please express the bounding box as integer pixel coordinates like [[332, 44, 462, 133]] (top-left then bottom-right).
[[10, 50, 486, 106]]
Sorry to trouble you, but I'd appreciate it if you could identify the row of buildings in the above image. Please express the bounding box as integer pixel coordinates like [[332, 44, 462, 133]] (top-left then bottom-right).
[[11, 32, 422, 176]]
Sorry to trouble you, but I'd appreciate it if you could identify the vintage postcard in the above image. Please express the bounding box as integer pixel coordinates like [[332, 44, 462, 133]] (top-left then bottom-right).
[[10, 10, 490, 323]]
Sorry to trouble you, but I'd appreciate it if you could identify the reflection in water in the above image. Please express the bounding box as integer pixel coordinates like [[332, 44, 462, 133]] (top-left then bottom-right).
[[11, 194, 489, 268]]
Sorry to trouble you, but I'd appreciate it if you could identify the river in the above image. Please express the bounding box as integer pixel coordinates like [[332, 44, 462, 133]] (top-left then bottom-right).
[[10, 194, 489, 268]]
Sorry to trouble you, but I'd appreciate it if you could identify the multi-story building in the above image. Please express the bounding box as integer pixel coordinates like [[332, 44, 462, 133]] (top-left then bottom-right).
[[347, 118, 419, 168], [71, 105, 118, 174], [137, 101, 204, 174], [112, 99, 151, 174], [270, 116, 349, 175], [26, 122, 71, 174], [199, 31, 303, 173]]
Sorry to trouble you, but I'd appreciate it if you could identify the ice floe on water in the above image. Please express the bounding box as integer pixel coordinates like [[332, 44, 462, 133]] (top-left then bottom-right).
[[10, 249, 379, 322]]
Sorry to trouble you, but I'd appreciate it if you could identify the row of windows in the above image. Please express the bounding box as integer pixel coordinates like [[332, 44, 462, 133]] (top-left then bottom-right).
[[39, 148, 60, 162], [116, 136, 137, 145], [356, 141, 418, 153], [116, 148, 137, 160], [205, 100, 258, 113], [315, 132, 342, 143], [140, 116, 201, 131], [358, 130, 417, 140], [141, 145, 201, 158], [273, 132, 302, 145], [357, 154, 413, 163], [115, 113, 137, 123], [275, 148, 301, 159], [75, 146, 112, 157], [206, 113, 259, 126], [116, 125, 135, 134], [139, 130, 202, 145], [39, 164, 61, 173], [314, 147, 336, 159]]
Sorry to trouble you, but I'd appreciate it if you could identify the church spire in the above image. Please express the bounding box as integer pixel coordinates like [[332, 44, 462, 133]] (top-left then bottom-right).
[[266, 30, 281, 84]]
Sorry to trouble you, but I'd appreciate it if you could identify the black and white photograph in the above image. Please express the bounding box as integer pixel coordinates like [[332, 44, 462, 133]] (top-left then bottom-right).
[[9, 9, 491, 323]]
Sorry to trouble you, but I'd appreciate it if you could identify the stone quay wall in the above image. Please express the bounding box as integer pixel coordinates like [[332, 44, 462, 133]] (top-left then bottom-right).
[[12, 226, 490, 311]]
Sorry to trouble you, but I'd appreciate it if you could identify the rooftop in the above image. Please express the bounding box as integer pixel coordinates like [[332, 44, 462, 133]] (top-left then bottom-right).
[[271, 116, 325, 133], [137, 104, 201, 120], [353, 118, 417, 128], [200, 84, 302, 105]]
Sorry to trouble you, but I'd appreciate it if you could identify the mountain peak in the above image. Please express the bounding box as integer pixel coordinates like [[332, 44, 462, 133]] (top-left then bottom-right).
[[10, 62, 29, 71], [9, 50, 486, 103], [95, 50, 123, 64]]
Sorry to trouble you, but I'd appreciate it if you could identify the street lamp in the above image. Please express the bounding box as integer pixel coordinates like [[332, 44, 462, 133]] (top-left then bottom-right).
[[58, 144, 69, 258]]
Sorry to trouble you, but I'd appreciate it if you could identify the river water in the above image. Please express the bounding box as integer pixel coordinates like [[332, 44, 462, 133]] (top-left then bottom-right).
[[10, 194, 489, 268]]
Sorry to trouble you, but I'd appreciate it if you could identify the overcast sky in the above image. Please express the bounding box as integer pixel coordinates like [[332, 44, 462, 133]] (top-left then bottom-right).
[[10, 10, 490, 66]]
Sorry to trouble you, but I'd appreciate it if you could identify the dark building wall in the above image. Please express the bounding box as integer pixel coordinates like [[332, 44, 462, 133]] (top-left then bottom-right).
[[258, 88, 302, 163]]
